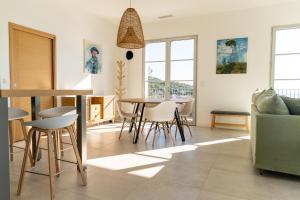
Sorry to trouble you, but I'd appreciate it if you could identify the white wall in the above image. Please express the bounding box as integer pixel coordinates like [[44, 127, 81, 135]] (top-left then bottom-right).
[[0, 0, 117, 95], [123, 1, 300, 127]]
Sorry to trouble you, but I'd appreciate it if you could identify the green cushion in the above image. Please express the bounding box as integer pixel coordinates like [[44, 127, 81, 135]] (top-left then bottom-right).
[[252, 89, 265, 104], [281, 96, 300, 115], [256, 89, 290, 115]]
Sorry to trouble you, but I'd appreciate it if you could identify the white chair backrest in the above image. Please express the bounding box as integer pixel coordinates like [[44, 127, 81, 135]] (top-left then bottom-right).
[[144, 101, 177, 122], [115, 100, 125, 119], [24, 114, 78, 130], [8, 108, 29, 121], [39, 106, 76, 118], [180, 98, 195, 116]]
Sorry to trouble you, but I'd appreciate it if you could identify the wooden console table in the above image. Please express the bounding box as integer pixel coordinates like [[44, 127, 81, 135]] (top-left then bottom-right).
[[0, 89, 93, 200], [61, 95, 115, 126]]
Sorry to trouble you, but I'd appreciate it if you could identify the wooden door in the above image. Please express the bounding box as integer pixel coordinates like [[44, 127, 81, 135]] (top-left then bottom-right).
[[9, 23, 56, 141]]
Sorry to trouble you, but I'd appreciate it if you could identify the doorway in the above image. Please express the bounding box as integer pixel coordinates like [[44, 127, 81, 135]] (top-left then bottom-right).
[[9, 22, 56, 141]]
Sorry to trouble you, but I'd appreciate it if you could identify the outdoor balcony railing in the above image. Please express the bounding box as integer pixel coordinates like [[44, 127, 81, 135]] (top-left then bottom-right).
[[276, 89, 300, 98], [146, 88, 193, 99]]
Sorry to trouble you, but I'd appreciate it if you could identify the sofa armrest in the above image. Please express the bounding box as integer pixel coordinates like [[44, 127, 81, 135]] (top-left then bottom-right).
[[255, 114, 300, 170]]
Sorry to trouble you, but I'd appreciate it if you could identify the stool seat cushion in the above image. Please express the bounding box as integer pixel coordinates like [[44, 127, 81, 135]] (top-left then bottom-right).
[[281, 96, 300, 115], [211, 110, 250, 116], [8, 108, 29, 121], [24, 114, 78, 130], [39, 106, 76, 118]]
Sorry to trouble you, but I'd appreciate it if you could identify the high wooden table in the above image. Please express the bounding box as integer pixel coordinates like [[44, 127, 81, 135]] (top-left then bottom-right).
[[0, 89, 93, 200], [119, 98, 192, 144]]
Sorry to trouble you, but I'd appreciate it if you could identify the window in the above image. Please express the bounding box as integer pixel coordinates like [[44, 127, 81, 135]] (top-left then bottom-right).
[[143, 36, 197, 99], [143, 36, 197, 124], [271, 25, 300, 98]]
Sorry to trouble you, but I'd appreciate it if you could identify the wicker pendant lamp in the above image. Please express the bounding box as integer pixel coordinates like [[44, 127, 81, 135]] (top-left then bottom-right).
[[117, 0, 145, 49]]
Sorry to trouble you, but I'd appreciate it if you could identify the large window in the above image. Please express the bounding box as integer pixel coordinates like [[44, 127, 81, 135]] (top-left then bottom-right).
[[271, 25, 300, 98], [143, 36, 197, 124], [144, 36, 197, 99]]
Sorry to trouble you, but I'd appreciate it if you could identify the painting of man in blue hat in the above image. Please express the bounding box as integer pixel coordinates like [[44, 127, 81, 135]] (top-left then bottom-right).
[[84, 41, 101, 74]]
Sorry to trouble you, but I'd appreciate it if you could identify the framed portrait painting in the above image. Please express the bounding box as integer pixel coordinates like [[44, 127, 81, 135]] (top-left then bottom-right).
[[84, 40, 102, 74], [216, 37, 248, 74]]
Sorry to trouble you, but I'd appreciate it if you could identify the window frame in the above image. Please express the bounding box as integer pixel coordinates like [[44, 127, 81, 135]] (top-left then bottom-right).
[[270, 24, 300, 89]]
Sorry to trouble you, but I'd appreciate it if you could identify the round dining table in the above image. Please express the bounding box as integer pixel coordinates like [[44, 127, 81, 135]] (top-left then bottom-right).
[[119, 98, 192, 144]]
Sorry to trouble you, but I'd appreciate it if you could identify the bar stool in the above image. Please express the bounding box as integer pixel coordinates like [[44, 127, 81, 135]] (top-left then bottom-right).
[[38, 106, 76, 157], [8, 108, 34, 166], [17, 114, 87, 200]]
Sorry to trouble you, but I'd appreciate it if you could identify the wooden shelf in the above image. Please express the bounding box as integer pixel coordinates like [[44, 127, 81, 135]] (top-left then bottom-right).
[[61, 95, 115, 126]]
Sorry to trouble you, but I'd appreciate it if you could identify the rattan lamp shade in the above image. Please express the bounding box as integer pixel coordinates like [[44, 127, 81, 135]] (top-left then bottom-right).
[[117, 8, 145, 49]]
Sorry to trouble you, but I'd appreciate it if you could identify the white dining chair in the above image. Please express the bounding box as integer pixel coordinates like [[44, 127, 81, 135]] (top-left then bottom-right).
[[116, 100, 138, 140], [8, 108, 34, 166], [17, 114, 86, 200], [144, 101, 177, 146], [38, 106, 76, 157], [176, 98, 194, 137]]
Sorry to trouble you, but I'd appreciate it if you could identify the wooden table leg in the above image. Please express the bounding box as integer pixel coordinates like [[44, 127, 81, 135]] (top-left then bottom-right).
[[175, 108, 185, 142], [76, 95, 87, 170], [211, 114, 216, 128], [133, 103, 145, 144], [0, 97, 10, 200], [129, 103, 139, 133], [245, 116, 249, 132]]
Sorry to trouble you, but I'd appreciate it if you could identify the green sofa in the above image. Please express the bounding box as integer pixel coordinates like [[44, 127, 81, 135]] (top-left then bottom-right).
[[251, 89, 300, 176]]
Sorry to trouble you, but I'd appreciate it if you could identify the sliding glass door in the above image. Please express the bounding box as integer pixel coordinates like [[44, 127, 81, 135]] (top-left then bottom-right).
[[143, 36, 197, 124]]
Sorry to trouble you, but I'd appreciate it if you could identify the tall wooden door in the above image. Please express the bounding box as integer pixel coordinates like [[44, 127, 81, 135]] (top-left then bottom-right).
[[9, 23, 56, 141]]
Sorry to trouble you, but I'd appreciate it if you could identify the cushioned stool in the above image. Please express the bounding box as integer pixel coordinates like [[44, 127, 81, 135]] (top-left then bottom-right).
[[17, 114, 86, 200]]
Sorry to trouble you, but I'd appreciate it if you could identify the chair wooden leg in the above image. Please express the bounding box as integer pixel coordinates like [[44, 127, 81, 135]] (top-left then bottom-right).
[[59, 129, 64, 157], [141, 120, 147, 134], [47, 131, 56, 200], [20, 119, 34, 167], [52, 131, 60, 176], [162, 123, 167, 139], [119, 118, 126, 140], [145, 122, 155, 143], [166, 126, 175, 145], [67, 127, 87, 186], [17, 128, 34, 196], [152, 124, 160, 146], [185, 117, 192, 137], [9, 121, 14, 161]]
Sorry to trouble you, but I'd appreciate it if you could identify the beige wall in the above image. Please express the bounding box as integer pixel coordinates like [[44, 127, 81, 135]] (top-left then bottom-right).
[[121, 1, 300, 127], [0, 0, 117, 95]]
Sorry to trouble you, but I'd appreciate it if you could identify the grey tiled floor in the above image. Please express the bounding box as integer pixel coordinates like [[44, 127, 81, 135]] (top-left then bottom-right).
[[10, 124, 300, 200]]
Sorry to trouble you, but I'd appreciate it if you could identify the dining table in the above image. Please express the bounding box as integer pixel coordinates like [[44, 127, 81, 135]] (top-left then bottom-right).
[[0, 89, 93, 200], [119, 98, 192, 144]]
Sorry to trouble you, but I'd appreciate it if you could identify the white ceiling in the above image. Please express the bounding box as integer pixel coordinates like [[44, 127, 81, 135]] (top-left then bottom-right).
[[78, 0, 296, 23]]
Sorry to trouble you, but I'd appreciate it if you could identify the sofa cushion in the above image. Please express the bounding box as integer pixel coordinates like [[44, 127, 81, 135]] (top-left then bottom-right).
[[252, 89, 265, 104], [281, 96, 300, 115], [256, 89, 290, 115]]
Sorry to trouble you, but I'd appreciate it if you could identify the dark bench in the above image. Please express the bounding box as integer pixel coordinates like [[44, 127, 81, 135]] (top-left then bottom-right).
[[210, 110, 250, 131]]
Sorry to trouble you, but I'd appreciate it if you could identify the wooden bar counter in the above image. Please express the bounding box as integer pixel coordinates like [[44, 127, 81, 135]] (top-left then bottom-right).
[[0, 89, 93, 200]]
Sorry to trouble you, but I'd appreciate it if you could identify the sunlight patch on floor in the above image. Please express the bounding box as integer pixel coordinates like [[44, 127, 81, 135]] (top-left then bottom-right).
[[128, 165, 165, 178], [137, 145, 198, 159], [87, 154, 167, 170], [194, 137, 242, 146]]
